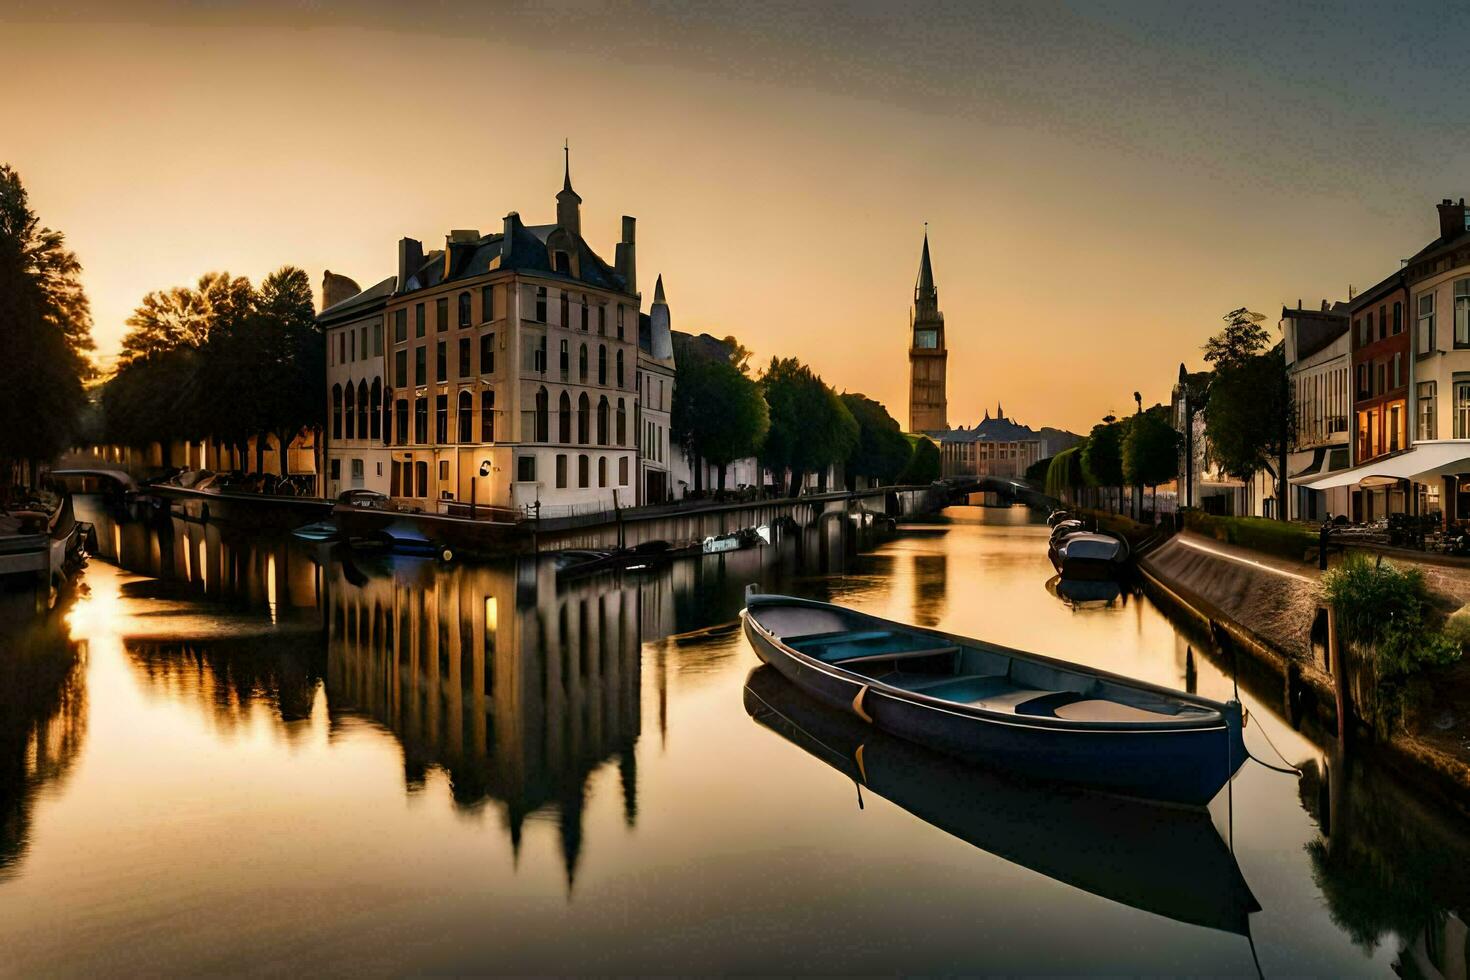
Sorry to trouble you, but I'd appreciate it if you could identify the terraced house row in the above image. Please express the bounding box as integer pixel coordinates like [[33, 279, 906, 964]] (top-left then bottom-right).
[[319, 153, 676, 518]]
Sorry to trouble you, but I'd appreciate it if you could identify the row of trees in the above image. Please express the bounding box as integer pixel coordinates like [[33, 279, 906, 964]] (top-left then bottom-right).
[[1043, 405, 1179, 517], [101, 267, 324, 474], [670, 335, 937, 497], [0, 166, 95, 493]]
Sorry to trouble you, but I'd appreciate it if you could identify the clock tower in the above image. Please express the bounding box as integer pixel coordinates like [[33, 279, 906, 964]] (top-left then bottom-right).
[[908, 230, 948, 433]]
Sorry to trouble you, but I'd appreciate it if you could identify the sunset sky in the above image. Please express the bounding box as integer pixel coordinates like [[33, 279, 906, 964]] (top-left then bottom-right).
[[5, 1, 1469, 433]]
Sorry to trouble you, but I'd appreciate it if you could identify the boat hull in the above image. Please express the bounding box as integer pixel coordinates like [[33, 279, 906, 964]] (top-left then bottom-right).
[[742, 606, 1241, 806]]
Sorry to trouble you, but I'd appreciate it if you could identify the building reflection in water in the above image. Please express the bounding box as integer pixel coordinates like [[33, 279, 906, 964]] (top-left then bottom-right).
[[910, 554, 948, 626], [0, 600, 87, 879]]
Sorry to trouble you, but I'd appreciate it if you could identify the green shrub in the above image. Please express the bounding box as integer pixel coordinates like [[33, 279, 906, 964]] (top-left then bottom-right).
[[1183, 510, 1316, 560]]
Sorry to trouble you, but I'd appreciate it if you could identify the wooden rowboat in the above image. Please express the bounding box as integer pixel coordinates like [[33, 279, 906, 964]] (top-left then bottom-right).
[[741, 590, 1244, 805]]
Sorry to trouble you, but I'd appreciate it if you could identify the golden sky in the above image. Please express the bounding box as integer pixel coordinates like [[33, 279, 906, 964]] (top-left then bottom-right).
[[3, 2, 1464, 433]]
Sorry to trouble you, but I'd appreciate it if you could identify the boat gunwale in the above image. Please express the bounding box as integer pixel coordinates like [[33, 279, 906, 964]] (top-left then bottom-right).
[[743, 594, 1230, 734]]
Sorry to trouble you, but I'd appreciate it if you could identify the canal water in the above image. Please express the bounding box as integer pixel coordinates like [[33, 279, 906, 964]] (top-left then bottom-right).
[[0, 500, 1465, 975]]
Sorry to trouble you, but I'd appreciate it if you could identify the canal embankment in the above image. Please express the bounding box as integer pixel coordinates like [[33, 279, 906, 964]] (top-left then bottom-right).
[[1137, 529, 1470, 815]]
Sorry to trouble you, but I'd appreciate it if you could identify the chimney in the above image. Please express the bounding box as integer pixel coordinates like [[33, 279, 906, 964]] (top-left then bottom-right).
[[321, 270, 361, 310], [1438, 198, 1469, 240], [397, 238, 423, 291], [1321, 299, 1329, 311], [444, 229, 480, 278], [615, 215, 637, 295], [501, 212, 519, 264]]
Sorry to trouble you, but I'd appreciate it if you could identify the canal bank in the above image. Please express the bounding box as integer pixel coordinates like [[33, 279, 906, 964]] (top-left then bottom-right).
[[1137, 530, 1470, 816]]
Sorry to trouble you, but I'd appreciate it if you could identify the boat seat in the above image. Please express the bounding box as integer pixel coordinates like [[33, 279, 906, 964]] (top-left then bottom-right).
[[836, 645, 960, 666], [897, 674, 1028, 705], [1051, 699, 1181, 722]]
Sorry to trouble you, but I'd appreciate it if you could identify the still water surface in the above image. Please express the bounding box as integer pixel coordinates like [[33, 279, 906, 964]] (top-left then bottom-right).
[[0, 501, 1466, 975]]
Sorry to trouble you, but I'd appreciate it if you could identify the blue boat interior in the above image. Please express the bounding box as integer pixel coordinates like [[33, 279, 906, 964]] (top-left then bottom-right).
[[771, 612, 1217, 725]]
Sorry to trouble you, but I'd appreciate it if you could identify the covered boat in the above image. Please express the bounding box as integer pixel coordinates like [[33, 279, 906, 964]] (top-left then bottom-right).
[[742, 591, 1245, 805], [1049, 530, 1130, 580], [744, 666, 1259, 935]]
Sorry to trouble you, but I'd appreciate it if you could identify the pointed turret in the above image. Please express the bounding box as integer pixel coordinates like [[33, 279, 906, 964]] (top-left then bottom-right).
[[648, 273, 673, 360], [556, 141, 582, 238], [916, 230, 936, 301]]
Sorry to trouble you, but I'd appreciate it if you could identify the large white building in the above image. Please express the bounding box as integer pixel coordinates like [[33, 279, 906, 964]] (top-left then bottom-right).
[[321, 153, 644, 518], [636, 276, 675, 504], [1282, 300, 1352, 521], [322, 271, 395, 497]]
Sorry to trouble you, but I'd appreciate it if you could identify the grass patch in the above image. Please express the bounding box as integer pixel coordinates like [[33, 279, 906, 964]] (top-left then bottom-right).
[[1183, 511, 1316, 561]]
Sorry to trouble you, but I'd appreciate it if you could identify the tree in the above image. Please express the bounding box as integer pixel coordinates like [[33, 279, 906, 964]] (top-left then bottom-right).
[[1122, 405, 1179, 517], [120, 270, 254, 363], [670, 344, 769, 493], [1045, 445, 1088, 503], [0, 165, 93, 490], [1204, 344, 1294, 516], [1025, 456, 1052, 484], [1203, 307, 1269, 370], [898, 434, 940, 484], [721, 335, 754, 375], [760, 357, 858, 496], [1082, 418, 1125, 512], [839, 393, 912, 488]]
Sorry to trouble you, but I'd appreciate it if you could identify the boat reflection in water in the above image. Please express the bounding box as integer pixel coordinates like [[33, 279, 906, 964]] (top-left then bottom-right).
[[743, 666, 1260, 937], [1045, 574, 1124, 610]]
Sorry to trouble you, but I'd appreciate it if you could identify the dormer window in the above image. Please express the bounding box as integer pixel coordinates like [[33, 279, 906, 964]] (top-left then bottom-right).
[[553, 250, 571, 274]]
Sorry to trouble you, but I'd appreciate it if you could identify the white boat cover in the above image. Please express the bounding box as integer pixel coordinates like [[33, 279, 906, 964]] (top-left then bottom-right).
[[1061, 533, 1121, 560]]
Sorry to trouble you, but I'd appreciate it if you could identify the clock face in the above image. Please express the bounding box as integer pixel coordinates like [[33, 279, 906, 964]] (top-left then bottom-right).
[[914, 329, 938, 349]]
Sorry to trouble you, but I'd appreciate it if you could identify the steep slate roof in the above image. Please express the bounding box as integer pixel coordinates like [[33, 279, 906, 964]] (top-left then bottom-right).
[[935, 414, 1044, 443], [400, 214, 629, 296], [319, 275, 397, 323]]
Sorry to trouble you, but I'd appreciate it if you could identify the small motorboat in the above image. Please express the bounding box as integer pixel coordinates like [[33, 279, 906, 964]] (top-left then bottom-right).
[[1050, 531, 1130, 580], [1046, 509, 1073, 527], [291, 520, 340, 542], [1048, 519, 1085, 545], [744, 666, 1259, 935], [741, 590, 1244, 805], [702, 526, 761, 554]]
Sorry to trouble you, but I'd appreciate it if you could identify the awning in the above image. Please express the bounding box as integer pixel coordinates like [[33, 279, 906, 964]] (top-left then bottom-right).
[[1288, 447, 1327, 482], [1301, 440, 1470, 490], [1288, 446, 1351, 485]]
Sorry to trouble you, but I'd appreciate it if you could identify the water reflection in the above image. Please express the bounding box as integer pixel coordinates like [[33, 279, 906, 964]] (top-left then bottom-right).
[[0, 599, 86, 878]]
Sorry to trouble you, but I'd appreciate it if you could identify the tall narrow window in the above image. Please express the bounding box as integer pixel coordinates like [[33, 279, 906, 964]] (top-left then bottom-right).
[[559, 391, 572, 443], [415, 346, 426, 386], [616, 398, 626, 445], [373, 321, 383, 356], [332, 384, 343, 439], [481, 333, 495, 374], [578, 454, 589, 488], [560, 290, 569, 327], [416, 460, 428, 497], [618, 456, 628, 486], [436, 341, 447, 382], [395, 308, 408, 342], [615, 349, 624, 388], [344, 383, 356, 439], [1393, 352, 1402, 389], [577, 393, 590, 443], [1456, 280, 1470, 348], [396, 399, 408, 446], [481, 389, 495, 442], [581, 299, 589, 332], [1419, 293, 1436, 355], [357, 379, 369, 437], [617, 305, 625, 340], [1457, 381, 1470, 439], [1418, 382, 1437, 441], [598, 305, 606, 335], [598, 456, 607, 488], [560, 339, 569, 380], [598, 344, 607, 385], [535, 387, 549, 442], [535, 286, 547, 322], [458, 337, 471, 378], [415, 303, 425, 337], [395, 349, 408, 388], [414, 397, 428, 443], [597, 396, 609, 446], [458, 390, 473, 443], [556, 454, 568, 488], [481, 284, 494, 323], [436, 296, 448, 332], [435, 394, 448, 443], [579, 344, 588, 383], [372, 380, 384, 442], [1393, 301, 1403, 335], [458, 291, 471, 328]]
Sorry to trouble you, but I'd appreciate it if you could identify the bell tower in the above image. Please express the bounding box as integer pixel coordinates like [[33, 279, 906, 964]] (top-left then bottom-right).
[[908, 229, 948, 432]]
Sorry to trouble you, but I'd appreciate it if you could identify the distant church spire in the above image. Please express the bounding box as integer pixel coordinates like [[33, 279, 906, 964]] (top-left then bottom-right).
[[915, 226, 936, 303], [997, 401, 1004, 420], [907, 225, 948, 433], [556, 140, 582, 236]]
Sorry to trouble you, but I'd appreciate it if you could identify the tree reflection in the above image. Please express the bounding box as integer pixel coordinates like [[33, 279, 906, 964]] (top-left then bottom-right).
[[0, 601, 87, 878]]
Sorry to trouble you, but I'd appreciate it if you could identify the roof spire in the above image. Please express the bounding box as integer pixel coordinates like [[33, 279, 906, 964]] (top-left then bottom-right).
[[997, 401, 1003, 419], [916, 225, 935, 298], [653, 273, 666, 305], [562, 138, 573, 193]]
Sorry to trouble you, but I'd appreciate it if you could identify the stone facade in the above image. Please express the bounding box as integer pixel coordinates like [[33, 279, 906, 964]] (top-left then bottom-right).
[[908, 232, 948, 433]]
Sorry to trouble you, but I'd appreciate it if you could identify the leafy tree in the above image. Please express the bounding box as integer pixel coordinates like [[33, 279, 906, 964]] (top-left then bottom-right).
[[898, 434, 940, 484], [120, 271, 254, 363], [1122, 405, 1179, 516], [760, 357, 858, 496], [721, 335, 754, 375], [1203, 307, 1269, 370], [0, 165, 93, 490], [839, 393, 912, 488], [1204, 345, 1293, 517], [1082, 418, 1125, 512], [1025, 456, 1052, 484], [1045, 444, 1087, 502], [670, 342, 769, 493]]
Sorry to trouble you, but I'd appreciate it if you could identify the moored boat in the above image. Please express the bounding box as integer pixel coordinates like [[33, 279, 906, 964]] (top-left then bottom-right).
[[741, 590, 1245, 805], [1049, 531, 1130, 580], [744, 666, 1259, 935]]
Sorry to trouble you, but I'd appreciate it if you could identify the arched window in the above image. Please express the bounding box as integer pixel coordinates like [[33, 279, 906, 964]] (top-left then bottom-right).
[[578, 344, 588, 383], [370, 379, 382, 440], [597, 396, 609, 446], [558, 391, 572, 443], [615, 349, 624, 388], [481, 388, 495, 442], [577, 392, 590, 443], [331, 384, 343, 439], [597, 456, 607, 488], [458, 389, 473, 443], [343, 383, 356, 439], [458, 291, 471, 327], [535, 386, 549, 442], [577, 454, 589, 488], [598, 345, 607, 385], [357, 379, 369, 439], [616, 398, 626, 445]]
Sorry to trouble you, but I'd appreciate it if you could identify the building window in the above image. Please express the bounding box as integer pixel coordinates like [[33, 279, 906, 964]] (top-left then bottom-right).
[[616, 305, 624, 340], [416, 461, 428, 497], [436, 341, 447, 383], [374, 381, 386, 443], [1378, 305, 1387, 341], [577, 393, 590, 443], [535, 387, 550, 442], [435, 394, 448, 443], [579, 344, 588, 383], [556, 453, 568, 488], [597, 396, 609, 446], [395, 308, 408, 342], [458, 337, 471, 378], [1393, 301, 1403, 335], [1377, 362, 1386, 396], [598, 456, 607, 488], [1456, 381, 1470, 439], [415, 346, 426, 386], [395, 349, 408, 388], [373, 321, 383, 356], [458, 291, 471, 328], [598, 344, 607, 385], [330, 458, 340, 481], [560, 290, 569, 327], [439, 459, 449, 483], [1354, 318, 1364, 347], [395, 399, 408, 446], [481, 389, 495, 442], [458, 390, 473, 443], [414, 397, 428, 443], [616, 398, 626, 445], [560, 339, 570, 380], [616, 349, 624, 388], [1389, 403, 1402, 453], [1456, 280, 1470, 348], [578, 454, 589, 488], [581, 300, 589, 332], [618, 456, 628, 486], [436, 297, 448, 332], [553, 250, 570, 274], [482, 284, 494, 322], [1392, 352, 1402, 389], [331, 383, 343, 440], [1419, 293, 1436, 354], [357, 379, 368, 438], [1366, 311, 1375, 342], [1356, 363, 1368, 398], [517, 455, 536, 483], [481, 333, 495, 374], [351, 458, 364, 483], [344, 383, 355, 439], [415, 303, 425, 338], [1419, 382, 1437, 441], [598, 304, 606, 335], [559, 391, 572, 443], [535, 286, 547, 322]]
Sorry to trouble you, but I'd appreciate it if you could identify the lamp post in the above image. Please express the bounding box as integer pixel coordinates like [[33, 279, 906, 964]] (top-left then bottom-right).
[[471, 459, 492, 520], [1178, 363, 1193, 511]]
